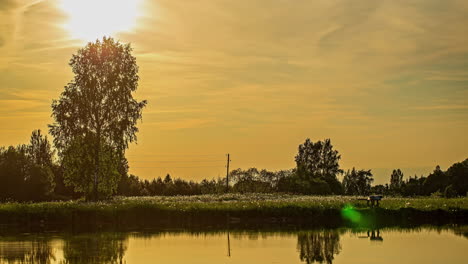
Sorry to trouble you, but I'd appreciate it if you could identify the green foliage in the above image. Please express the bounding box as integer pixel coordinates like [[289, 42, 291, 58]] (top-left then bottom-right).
[[1, 195, 467, 221], [62, 136, 120, 199], [49, 37, 146, 200], [0, 130, 55, 201]]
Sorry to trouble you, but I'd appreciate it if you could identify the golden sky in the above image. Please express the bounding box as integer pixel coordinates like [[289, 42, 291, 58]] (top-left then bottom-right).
[[0, 0, 467, 183]]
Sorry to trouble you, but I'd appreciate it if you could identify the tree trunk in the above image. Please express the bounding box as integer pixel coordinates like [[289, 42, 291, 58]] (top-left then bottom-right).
[[94, 129, 101, 201]]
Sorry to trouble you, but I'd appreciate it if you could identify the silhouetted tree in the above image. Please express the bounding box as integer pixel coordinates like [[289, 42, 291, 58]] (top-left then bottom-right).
[[149, 177, 165, 195], [230, 168, 271, 193], [28, 130, 54, 167], [200, 179, 217, 194], [117, 174, 144, 196], [0, 146, 29, 200], [49, 37, 147, 200], [0, 130, 56, 201], [25, 130, 55, 200], [342, 168, 373, 195], [389, 169, 404, 193], [294, 139, 343, 194], [423, 165, 448, 195], [163, 174, 174, 195], [274, 169, 294, 191], [401, 175, 426, 196], [446, 159, 468, 196], [370, 184, 388, 195]]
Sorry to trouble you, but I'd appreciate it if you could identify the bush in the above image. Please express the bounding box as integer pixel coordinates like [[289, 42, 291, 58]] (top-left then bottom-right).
[[444, 185, 457, 198]]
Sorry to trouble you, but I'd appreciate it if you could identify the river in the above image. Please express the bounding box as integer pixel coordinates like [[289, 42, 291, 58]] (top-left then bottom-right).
[[0, 226, 467, 263]]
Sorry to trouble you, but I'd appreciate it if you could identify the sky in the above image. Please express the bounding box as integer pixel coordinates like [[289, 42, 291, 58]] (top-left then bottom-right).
[[0, 0, 467, 184]]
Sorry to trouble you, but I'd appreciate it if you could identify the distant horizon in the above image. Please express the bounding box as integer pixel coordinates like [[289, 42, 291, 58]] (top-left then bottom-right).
[[0, 129, 457, 185]]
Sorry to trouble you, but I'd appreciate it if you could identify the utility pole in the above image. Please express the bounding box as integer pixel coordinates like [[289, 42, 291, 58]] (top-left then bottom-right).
[[226, 153, 231, 192], [227, 231, 231, 257]]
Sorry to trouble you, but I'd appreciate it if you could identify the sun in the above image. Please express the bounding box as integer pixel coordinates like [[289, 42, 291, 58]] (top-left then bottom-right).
[[59, 0, 142, 41]]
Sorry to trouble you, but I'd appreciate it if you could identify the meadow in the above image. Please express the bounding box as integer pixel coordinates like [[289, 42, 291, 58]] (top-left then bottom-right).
[[1, 194, 467, 233]]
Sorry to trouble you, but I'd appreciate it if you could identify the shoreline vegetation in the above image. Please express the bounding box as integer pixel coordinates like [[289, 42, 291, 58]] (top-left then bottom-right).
[[1, 194, 467, 233]]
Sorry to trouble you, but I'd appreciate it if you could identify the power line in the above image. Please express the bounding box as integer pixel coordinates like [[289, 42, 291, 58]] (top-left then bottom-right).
[[126, 154, 223, 157], [127, 160, 225, 163], [131, 165, 223, 169]]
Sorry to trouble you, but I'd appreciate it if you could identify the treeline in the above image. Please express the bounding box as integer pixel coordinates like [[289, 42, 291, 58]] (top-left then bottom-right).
[[118, 163, 467, 198], [370, 162, 468, 198], [0, 130, 75, 201], [1, 131, 466, 201]]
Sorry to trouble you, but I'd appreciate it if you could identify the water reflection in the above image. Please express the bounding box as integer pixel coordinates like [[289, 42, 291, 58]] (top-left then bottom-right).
[[0, 227, 466, 264], [453, 226, 468, 239], [297, 231, 341, 264], [0, 238, 55, 264], [60, 233, 127, 264], [367, 229, 383, 242]]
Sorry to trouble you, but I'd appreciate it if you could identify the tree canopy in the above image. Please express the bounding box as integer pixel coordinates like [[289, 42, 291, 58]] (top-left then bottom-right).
[[390, 169, 404, 191], [294, 138, 343, 194], [49, 37, 147, 200], [0, 130, 55, 201], [342, 168, 373, 195]]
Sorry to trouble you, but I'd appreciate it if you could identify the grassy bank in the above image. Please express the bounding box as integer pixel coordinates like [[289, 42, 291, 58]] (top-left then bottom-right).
[[1, 194, 467, 232]]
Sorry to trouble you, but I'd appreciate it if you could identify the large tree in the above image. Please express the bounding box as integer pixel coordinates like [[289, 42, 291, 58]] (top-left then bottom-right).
[[49, 37, 147, 200], [294, 138, 343, 194], [446, 159, 468, 196], [423, 165, 448, 195]]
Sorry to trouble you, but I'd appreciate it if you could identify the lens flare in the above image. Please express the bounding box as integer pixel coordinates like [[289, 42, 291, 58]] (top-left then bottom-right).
[[341, 204, 362, 224]]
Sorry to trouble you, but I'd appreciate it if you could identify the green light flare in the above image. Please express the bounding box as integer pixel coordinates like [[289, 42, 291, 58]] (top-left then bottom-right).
[[341, 204, 362, 224]]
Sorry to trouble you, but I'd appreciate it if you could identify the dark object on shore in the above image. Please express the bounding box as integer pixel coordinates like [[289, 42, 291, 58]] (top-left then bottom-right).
[[358, 195, 383, 207]]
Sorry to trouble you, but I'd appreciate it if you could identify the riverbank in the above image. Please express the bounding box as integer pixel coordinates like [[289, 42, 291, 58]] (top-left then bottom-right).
[[1, 194, 467, 232]]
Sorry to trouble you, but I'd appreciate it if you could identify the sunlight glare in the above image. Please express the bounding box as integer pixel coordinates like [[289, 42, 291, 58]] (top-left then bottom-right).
[[60, 0, 142, 41]]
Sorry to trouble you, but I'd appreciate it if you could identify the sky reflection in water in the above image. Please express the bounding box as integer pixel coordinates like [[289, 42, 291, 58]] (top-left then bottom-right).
[[0, 227, 467, 264]]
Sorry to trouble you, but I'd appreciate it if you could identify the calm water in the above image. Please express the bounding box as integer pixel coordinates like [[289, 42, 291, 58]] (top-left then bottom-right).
[[0, 227, 467, 264]]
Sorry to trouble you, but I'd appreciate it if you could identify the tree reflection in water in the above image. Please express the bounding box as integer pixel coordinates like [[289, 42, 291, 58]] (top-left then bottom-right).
[[297, 230, 341, 264], [60, 233, 127, 264], [0, 239, 55, 264]]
